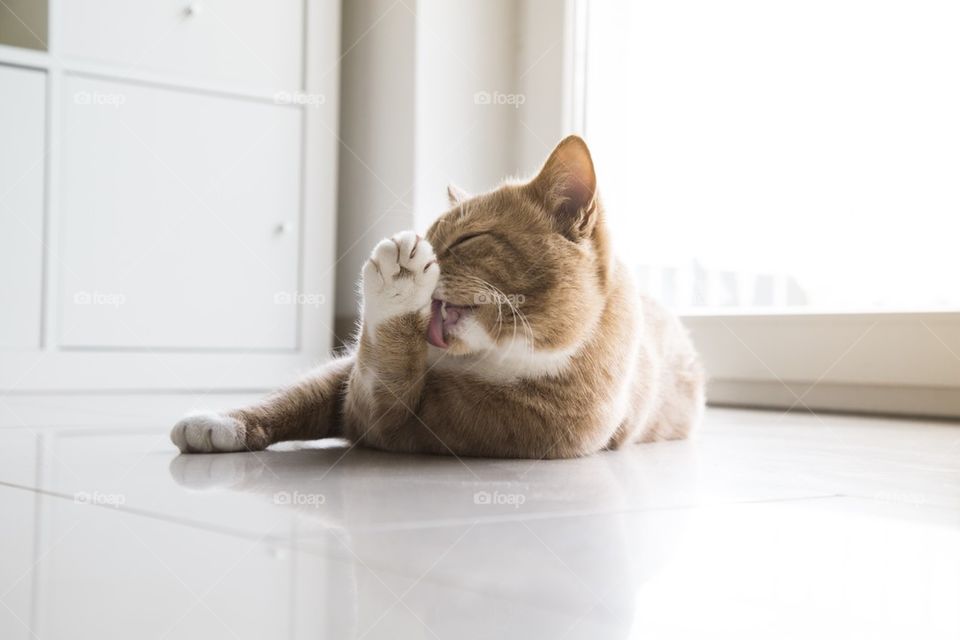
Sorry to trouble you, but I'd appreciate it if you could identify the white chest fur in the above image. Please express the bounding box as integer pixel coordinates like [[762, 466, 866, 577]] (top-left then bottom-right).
[[426, 322, 579, 384]]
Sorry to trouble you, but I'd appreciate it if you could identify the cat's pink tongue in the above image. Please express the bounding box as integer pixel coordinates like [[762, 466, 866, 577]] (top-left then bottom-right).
[[427, 300, 463, 348], [428, 300, 447, 348]]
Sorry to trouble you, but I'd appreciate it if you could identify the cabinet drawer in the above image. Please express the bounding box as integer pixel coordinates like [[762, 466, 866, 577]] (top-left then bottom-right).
[[0, 65, 45, 349], [59, 76, 304, 350], [60, 0, 303, 91]]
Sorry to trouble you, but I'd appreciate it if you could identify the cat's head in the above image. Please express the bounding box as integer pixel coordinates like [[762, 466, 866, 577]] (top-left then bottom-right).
[[425, 136, 612, 356]]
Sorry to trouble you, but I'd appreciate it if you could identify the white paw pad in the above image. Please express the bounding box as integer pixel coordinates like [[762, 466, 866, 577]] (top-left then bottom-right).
[[362, 231, 440, 331], [170, 411, 247, 453]]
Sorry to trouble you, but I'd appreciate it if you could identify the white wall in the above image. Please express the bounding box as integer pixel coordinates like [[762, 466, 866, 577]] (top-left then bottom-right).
[[412, 0, 519, 231], [335, 0, 572, 330], [335, 0, 417, 325], [516, 0, 574, 175]]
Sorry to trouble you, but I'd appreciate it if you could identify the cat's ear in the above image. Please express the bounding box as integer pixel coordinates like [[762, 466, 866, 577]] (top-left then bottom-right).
[[447, 183, 470, 206], [529, 135, 598, 239]]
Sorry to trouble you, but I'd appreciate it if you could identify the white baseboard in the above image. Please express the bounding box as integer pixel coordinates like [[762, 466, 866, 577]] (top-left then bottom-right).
[[0, 392, 265, 428], [708, 379, 960, 420]]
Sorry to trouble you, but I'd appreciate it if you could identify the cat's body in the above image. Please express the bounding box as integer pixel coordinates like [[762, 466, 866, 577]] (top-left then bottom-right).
[[171, 136, 705, 458]]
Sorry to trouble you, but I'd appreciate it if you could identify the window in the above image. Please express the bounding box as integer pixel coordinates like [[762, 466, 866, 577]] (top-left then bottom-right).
[[579, 0, 960, 416]]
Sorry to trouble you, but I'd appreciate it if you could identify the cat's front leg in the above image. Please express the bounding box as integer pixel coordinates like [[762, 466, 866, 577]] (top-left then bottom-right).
[[345, 231, 439, 442], [171, 355, 355, 453]]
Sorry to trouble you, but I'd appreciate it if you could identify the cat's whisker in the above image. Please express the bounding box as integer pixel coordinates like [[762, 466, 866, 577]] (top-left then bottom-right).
[[462, 274, 535, 352], [456, 275, 506, 347], [446, 277, 512, 371]]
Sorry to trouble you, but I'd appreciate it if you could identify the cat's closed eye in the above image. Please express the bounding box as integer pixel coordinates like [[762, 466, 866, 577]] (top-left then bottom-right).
[[446, 232, 488, 253]]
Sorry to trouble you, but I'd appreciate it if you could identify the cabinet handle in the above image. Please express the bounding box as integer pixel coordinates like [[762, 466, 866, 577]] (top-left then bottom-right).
[[184, 3, 203, 17], [275, 222, 293, 235]]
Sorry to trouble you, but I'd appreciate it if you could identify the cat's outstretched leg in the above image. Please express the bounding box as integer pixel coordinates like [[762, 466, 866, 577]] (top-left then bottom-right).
[[171, 355, 355, 453]]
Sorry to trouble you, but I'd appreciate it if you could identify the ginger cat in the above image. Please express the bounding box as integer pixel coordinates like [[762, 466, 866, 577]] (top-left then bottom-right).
[[171, 136, 705, 459]]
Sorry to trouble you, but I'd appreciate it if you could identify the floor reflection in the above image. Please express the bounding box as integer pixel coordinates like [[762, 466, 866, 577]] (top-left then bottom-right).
[[3, 409, 956, 639], [168, 445, 692, 638]]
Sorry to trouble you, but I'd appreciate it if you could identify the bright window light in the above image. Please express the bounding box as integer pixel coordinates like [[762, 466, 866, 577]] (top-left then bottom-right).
[[585, 0, 960, 313]]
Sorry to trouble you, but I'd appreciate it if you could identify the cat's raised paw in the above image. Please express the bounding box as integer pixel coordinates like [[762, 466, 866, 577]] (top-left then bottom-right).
[[362, 231, 439, 329], [170, 411, 248, 453]]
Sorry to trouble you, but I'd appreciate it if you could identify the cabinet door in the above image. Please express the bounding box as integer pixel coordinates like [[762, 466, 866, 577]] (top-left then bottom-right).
[[59, 76, 303, 350], [59, 0, 302, 90], [0, 65, 45, 349]]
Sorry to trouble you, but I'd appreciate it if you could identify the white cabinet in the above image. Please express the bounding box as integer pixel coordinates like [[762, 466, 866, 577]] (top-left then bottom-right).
[[59, 76, 301, 349], [60, 0, 304, 91], [0, 65, 45, 349], [0, 1, 341, 392]]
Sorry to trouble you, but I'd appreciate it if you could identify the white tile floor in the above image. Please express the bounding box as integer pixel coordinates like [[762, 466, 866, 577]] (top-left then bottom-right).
[[0, 406, 957, 639]]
